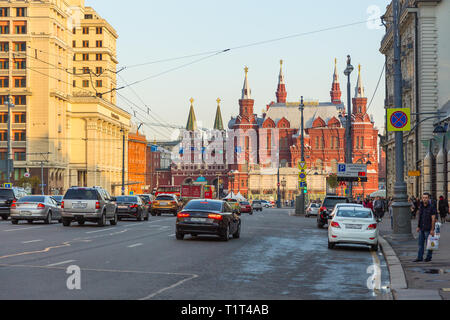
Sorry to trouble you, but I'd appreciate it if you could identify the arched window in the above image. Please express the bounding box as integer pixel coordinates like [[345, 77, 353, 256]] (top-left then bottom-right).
[[330, 159, 338, 173]]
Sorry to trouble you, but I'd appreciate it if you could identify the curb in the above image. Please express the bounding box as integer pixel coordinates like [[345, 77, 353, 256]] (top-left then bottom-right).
[[378, 236, 408, 297]]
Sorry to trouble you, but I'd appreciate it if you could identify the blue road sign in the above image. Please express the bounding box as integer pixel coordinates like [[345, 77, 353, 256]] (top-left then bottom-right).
[[390, 111, 408, 129], [338, 164, 346, 173], [300, 182, 307, 188], [3, 183, 12, 188]]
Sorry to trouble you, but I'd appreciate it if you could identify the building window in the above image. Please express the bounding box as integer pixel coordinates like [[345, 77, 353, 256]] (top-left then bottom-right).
[[14, 152, 25, 161], [83, 67, 90, 74], [0, 152, 6, 160], [14, 21, 27, 34], [0, 42, 8, 52], [14, 95, 26, 105], [82, 54, 89, 61], [14, 131, 25, 141], [73, 27, 76, 34], [96, 27, 102, 34], [84, 14, 93, 19], [82, 80, 89, 87], [14, 77, 26, 88], [360, 137, 364, 149], [0, 113, 6, 123], [0, 23, 10, 34], [0, 59, 8, 69], [96, 67, 103, 75], [72, 40, 76, 48], [0, 131, 6, 141], [82, 27, 89, 34], [0, 77, 9, 88], [96, 80, 102, 88], [14, 59, 26, 69], [14, 113, 25, 123], [16, 8, 26, 17], [14, 42, 26, 52], [96, 54, 102, 61], [14, 168, 26, 181], [96, 40, 102, 48], [0, 8, 9, 17], [73, 80, 76, 87], [82, 40, 89, 48]]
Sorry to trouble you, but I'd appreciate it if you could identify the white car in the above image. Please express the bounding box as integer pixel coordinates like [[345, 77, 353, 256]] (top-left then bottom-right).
[[329, 203, 364, 218], [305, 203, 320, 217], [328, 207, 378, 251]]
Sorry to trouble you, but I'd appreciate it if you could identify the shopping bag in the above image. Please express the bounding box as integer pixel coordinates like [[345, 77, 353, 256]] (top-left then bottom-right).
[[427, 235, 439, 251]]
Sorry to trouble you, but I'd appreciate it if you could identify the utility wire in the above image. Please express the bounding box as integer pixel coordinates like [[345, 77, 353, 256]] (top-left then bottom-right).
[[366, 63, 386, 113]]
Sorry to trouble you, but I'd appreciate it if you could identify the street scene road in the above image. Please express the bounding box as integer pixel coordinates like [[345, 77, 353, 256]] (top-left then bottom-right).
[[0, 208, 390, 300]]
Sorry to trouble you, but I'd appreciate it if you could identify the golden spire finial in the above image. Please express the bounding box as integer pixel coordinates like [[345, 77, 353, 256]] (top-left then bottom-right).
[[358, 64, 361, 74], [280, 59, 283, 67], [216, 97, 221, 105], [190, 97, 194, 105], [244, 66, 249, 75], [335, 58, 337, 66]]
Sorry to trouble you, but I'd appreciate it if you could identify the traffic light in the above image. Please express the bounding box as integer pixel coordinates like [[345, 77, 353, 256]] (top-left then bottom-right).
[[303, 187, 308, 194]]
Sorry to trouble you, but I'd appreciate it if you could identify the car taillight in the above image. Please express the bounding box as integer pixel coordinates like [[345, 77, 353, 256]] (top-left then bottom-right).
[[330, 221, 341, 228], [171, 201, 177, 205], [130, 204, 138, 208], [320, 206, 326, 212], [61, 201, 64, 209], [367, 223, 377, 230], [208, 214, 222, 220], [177, 212, 190, 218], [37, 203, 45, 209], [11, 200, 16, 208], [95, 202, 100, 209]]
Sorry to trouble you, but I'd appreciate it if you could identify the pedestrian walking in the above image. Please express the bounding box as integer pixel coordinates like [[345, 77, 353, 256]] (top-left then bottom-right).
[[438, 195, 448, 224], [373, 196, 384, 222], [414, 193, 438, 262]]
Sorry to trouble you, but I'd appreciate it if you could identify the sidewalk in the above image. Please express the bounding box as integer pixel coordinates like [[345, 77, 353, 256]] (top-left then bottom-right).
[[378, 216, 450, 300]]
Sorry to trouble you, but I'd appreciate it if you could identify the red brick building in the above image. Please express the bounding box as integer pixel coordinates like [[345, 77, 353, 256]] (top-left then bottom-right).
[[128, 127, 147, 194]]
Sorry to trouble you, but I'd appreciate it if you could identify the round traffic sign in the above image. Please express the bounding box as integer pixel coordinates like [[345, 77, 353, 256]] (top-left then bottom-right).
[[390, 111, 408, 129], [24, 172, 30, 178]]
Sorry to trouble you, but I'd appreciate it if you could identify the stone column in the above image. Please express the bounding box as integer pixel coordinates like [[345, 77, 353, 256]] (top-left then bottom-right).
[[423, 149, 433, 195], [436, 140, 447, 198], [86, 119, 98, 187]]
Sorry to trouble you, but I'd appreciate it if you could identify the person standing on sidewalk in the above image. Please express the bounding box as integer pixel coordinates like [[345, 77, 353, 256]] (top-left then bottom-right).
[[373, 196, 384, 222], [438, 195, 448, 224], [414, 193, 438, 262]]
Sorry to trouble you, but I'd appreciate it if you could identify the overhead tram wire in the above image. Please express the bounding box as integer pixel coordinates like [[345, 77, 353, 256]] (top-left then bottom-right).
[[366, 63, 386, 114]]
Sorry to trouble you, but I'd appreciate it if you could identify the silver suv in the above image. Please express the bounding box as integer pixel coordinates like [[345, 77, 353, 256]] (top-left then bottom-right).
[[61, 187, 118, 227]]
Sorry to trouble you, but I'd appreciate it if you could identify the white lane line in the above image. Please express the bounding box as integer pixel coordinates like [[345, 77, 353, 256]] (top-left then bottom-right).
[[85, 228, 114, 234], [21, 239, 43, 244], [369, 250, 382, 293], [140, 274, 199, 300], [4, 226, 45, 232], [168, 234, 175, 237], [46, 260, 76, 267], [127, 243, 143, 248]]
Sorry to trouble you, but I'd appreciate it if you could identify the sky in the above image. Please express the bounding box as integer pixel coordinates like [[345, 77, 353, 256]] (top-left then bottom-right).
[[86, 0, 391, 141]]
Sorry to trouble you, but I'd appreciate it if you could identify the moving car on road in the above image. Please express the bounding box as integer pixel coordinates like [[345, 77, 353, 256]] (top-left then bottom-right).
[[116, 196, 149, 221], [151, 194, 180, 216], [137, 194, 153, 214], [61, 187, 118, 227], [251, 200, 263, 211], [317, 196, 349, 228], [176, 199, 241, 241], [305, 203, 320, 217], [224, 198, 241, 214], [239, 201, 253, 215], [0, 188, 20, 220], [261, 200, 272, 208], [327, 207, 378, 251], [10, 195, 61, 224], [329, 203, 364, 218], [51, 195, 63, 207]]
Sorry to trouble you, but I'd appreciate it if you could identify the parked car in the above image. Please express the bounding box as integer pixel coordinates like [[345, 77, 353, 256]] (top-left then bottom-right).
[[317, 196, 350, 228], [176, 199, 241, 241], [10, 195, 61, 224], [260, 200, 273, 208], [51, 195, 64, 206], [151, 194, 180, 216], [329, 203, 364, 218], [0, 188, 20, 220], [251, 200, 263, 211], [137, 194, 153, 213], [224, 198, 241, 214], [116, 196, 148, 221], [328, 207, 379, 251], [61, 187, 118, 227], [305, 203, 320, 217], [239, 201, 253, 215]]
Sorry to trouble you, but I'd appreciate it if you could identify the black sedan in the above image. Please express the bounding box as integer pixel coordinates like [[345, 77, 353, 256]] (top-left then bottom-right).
[[115, 196, 148, 221], [175, 199, 241, 241]]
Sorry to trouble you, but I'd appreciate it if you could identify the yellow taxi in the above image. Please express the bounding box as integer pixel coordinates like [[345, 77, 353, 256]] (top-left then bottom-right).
[[151, 194, 181, 216]]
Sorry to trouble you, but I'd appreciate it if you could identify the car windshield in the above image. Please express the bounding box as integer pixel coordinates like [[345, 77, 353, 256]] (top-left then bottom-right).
[[18, 196, 45, 203], [323, 198, 348, 209], [241, 202, 250, 205], [311, 204, 320, 208], [0, 189, 14, 199], [139, 195, 150, 202], [52, 196, 63, 201], [184, 201, 222, 212], [253, 201, 261, 204], [116, 196, 138, 203], [64, 189, 98, 200], [156, 195, 174, 201], [337, 209, 373, 219]]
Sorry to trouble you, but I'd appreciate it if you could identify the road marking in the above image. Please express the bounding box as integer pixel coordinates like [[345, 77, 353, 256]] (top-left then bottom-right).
[[46, 260, 76, 267], [127, 243, 143, 248], [3, 226, 45, 232], [139, 274, 199, 300], [0, 240, 90, 260], [370, 250, 382, 294], [85, 228, 114, 234], [21, 240, 43, 244], [168, 234, 175, 237]]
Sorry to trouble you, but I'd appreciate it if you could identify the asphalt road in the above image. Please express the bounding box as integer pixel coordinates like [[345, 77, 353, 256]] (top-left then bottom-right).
[[0, 208, 391, 300]]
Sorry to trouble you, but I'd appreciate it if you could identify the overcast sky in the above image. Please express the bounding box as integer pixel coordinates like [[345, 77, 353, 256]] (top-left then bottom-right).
[[86, 0, 390, 141]]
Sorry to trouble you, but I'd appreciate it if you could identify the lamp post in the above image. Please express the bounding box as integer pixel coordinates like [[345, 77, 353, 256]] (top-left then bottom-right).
[[296, 96, 306, 215], [344, 55, 354, 200], [281, 177, 287, 206], [391, 0, 412, 239], [4, 95, 14, 183]]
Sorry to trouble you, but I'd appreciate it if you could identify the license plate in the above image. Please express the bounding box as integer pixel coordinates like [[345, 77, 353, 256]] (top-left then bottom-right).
[[21, 211, 32, 216], [72, 203, 87, 209], [159, 202, 167, 206], [190, 218, 206, 223], [346, 224, 362, 229], [118, 206, 127, 209]]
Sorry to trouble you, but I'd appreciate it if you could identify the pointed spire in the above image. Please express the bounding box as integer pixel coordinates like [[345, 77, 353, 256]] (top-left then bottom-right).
[[214, 98, 224, 130], [355, 64, 365, 98], [242, 66, 251, 99], [276, 59, 287, 104], [186, 97, 198, 131], [330, 58, 342, 105]]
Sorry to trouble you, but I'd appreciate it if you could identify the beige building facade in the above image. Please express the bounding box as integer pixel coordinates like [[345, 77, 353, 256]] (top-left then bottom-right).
[[0, 0, 130, 195]]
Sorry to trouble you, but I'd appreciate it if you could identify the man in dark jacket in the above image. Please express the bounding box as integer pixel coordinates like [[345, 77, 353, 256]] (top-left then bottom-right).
[[438, 195, 448, 224], [414, 193, 438, 262]]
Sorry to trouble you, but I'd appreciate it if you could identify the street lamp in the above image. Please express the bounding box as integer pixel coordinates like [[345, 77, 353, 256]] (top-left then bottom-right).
[[344, 55, 354, 200], [4, 95, 14, 184], [295, 96, 306, 215], [281, 177, 287, 206]]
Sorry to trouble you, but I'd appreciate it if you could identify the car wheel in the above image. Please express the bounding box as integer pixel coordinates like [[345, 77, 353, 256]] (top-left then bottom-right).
[[305, 214, 309, 218], [249, 210, 253, 215], [98, 212, 106, 227], [328, 240, 335, 249], [62, 218, 71, 227], [78, 220, 85, 226], [110, 212, 118, 226], [137, 210, 143, 222], [58, 219, 62, 223], [176, 232, 184, 240], [144, 213, 149, 221], [221, 224, 230, 241], [233, 222, 241, 239], [370, 244, 379, 252], [11, 219, 18, 225], [44, 211, 52, 225]]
